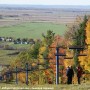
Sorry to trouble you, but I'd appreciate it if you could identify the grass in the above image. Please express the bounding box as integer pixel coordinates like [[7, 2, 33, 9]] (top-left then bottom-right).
[[0, 22, 67, 39], [0, 83, 90, 90], [0, 41, 31, 64], [0, 41, 31, 49], [10, 43, 31, 49], [0, 41, 31, 65], [0, 42, 31, 65], [0, 49, 18, 64]]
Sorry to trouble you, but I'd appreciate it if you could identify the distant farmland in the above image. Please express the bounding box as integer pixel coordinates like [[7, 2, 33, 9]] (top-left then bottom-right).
[[0, 22, 67, 39]]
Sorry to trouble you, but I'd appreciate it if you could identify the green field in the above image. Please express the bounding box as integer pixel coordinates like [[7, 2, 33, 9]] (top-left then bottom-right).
[[0, 22, 67, 39]]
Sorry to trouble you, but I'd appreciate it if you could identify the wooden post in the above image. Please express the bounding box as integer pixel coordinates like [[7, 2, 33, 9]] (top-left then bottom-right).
[[26, 63, 28, 85], [56, 47, 59, 85], [16, 66, 18, 84]]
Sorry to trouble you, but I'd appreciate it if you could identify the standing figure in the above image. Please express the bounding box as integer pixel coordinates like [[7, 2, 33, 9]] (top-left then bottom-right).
[[66, 66, 74, 84], [66, 66, 70, 84], [69, 66, 74, 84], [77, 65, 83, 84]]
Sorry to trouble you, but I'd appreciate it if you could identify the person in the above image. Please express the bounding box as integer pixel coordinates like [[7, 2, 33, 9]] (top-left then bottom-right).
[[66, 66, 70, 84], [69, 66, 74, 84], [76, 65, 83, 84], [66, 66, 74, 84]]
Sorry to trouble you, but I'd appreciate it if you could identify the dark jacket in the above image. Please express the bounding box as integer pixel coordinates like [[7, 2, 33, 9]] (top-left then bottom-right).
[[67, 68, 74, 77], [77, 66, 83, 77]]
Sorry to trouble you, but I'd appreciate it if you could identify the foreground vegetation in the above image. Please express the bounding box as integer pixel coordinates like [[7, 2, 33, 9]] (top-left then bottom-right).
[[0, 83, 90, 90]]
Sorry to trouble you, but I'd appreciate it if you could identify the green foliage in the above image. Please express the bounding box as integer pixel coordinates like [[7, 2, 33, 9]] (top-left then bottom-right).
[[42, 49, 49, 69], [42, 30, 55, 68], [15, 41, 41, 68], [73, 16, 88, 67], [42, 30, 55, 46], [59, 65, 64, 70], [73, 15, 88, 47], [30, 41, 41, 59], [16, 51, 31, 68], [73, 50, 79, 71], [42, 47, 49, 59], [65, 16, 88, 69]]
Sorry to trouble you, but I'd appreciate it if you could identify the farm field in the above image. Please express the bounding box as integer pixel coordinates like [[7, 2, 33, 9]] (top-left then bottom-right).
[[0, 6, 90, 39], [0, 22, 67, 39], [0, 6, 90, 26]]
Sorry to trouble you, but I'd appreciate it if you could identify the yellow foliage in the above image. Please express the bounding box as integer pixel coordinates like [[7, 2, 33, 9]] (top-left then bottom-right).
[[64, 59, 74, 68], [38, 46, 46, 64], [64, 49, 74, 68], [38, 54, 44, 64], [79, 19, 90, 72], [39, 46, 46, 54]]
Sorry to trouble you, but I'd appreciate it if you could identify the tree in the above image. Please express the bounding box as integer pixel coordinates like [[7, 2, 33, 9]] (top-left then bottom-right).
[[64, 16, 88, 69], [73, 16, 88, 68], [30, 41, 41, 59], [79, 17, 90, 72], [22, 38, 28, 42], [42, 30, 55, 46], [14, 41, 41, 68]]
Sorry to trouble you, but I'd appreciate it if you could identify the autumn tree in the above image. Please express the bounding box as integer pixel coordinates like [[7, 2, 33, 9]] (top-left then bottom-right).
[[64, 16, 88, 71], [73, 16, 88, 68], [14, 40, 41, 68], [38, 30, 55, 69], [79, 16, 90, 72]]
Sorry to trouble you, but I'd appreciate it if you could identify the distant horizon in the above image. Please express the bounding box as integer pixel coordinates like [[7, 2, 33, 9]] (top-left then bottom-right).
[[0, 4, 90, 7], [0, 4, 90, 8], [1, 0, 90, 6], [0, 4, 90, 6]]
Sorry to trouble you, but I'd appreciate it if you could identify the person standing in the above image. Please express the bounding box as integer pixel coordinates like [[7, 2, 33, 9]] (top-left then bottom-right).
[[77, 65, 83, 84], [66, 66, 70, 84], [66, 66, 74, 84], [69, 66, 74, 84]]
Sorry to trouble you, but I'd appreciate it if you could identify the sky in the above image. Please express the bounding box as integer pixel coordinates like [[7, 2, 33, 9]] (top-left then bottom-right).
[[0, 0, 90, 5]]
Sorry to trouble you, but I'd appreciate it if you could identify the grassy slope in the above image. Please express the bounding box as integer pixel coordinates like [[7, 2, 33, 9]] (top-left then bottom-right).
[[0, 22, 67, 39], [0, 50, 17, 64]]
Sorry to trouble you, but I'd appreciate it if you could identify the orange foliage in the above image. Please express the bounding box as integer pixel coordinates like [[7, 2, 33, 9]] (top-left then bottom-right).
[[48, 35, 66, 75], [44, 70, 50, 76], [17, 72, 26, 83]]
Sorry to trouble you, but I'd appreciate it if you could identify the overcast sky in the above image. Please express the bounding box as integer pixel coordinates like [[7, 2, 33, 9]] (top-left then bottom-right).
[[0, 0, 90, 5]]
